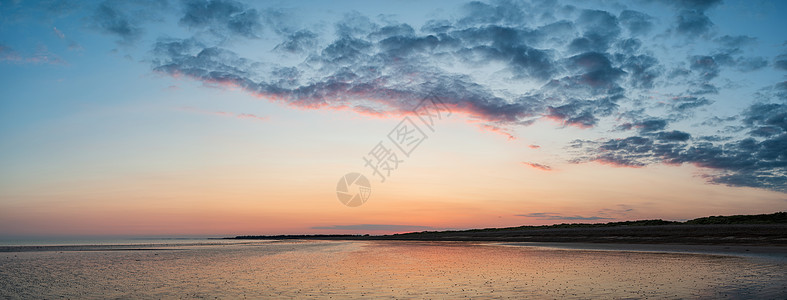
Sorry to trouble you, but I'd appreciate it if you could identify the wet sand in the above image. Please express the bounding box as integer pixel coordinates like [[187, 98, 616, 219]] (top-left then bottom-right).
[[3, 240, 786, 259], [499, 242, 787, 260], [1, 240, 785, 298]]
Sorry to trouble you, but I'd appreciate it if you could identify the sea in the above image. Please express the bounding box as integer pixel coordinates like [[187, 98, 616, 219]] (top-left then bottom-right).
[[1, 239, 785, 298]]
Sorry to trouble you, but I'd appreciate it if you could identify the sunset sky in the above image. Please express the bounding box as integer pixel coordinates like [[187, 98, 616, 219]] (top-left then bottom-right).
[[1, 0, 785, 237]]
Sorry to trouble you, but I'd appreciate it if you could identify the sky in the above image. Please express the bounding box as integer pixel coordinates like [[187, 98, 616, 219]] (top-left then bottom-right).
[[0, 0, 785, 237]]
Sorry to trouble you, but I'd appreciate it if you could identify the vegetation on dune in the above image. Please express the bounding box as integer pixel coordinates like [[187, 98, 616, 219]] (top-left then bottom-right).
[[685, 212, 787, 224], [232, 212, 787, 240], [397, 212, 786, 235]]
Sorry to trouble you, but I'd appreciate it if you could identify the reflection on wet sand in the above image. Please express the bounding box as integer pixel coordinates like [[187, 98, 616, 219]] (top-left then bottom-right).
[[1, 240, 785, 298]]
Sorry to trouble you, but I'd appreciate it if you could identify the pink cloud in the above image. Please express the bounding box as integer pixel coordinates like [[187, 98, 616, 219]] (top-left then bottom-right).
[[522, 162, 552, 171]]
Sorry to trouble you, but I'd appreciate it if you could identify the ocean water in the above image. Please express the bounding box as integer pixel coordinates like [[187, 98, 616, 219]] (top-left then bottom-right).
[[1, 240, 785, 298], [0, 237, 237, 247]]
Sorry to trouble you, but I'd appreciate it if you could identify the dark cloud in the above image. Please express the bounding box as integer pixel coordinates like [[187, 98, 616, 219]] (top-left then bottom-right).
[[675, 9, 713, 37], [656, 130, 691, 142], [179, 0, 262, 38], [684, 55, 722, 96], [700, 115, 737, 127], [516, 213, 613, 220], [670, 96, 713, 112], [567, 9, 620, 53], [619, 10, 653, 35], [682, 47, 767, 97], [620, 54, 659, 89], [274, 30, 318, 53], [92, 1, 143, 44], [690, 55, 719, 80], [556, 52, 626, 93], [700, 35, 769, 73], [450, 26, 557, 80], [778, 82, 787, 100], [656, 0, 722, 11], [335, 11, 378, 37], [715, 35, 757, 50], [709, 52, 768, 72], [614, 38, 641, 54], [636, 118, 668, 132], [743, 103, 787, 133], [774, 53, 787, 71], [421, 19, 453, 33], [577, 9, 620, 39], [733, 57, 768, 72], [645, 0, 723, 12], [457, 0, 527, 27], [688, 84, 718, 96], [546, 95, 619, 128], [311, 224, 439, 231], [573, 102, 787, 192]]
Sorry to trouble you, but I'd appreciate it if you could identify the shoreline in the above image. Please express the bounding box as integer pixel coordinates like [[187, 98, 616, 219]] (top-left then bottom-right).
[[2, 239, 787, 259]]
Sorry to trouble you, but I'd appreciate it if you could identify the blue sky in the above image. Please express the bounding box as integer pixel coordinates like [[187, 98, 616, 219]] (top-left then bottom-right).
[[0, 0, 785, 236]]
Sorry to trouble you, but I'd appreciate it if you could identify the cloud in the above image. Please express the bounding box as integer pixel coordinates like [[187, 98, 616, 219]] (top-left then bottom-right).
[[92, 1, 143, 44], [620, 54, 660, 89], [149, 1, 641, 133], [656, 0, 721, 38], [311, 224, 440, 231], [545, 95, 620, 128], [274, 30, 318, 53], [655, 130, 691, 142], [715, 34, 757, 49], [666, 0, 723, 11], [774, 53, 787, 71], [619, 10, 653, 35], [572, 101, 787, 191], [674, 9, 714, 37], [618, 118, 667, 132], [690, 55, 720, 80], [522, 161, 552, 171], [179, 0, 262, 38], [516, 212, 613, 220], [142, 0, 786, 192], [669, 96, 713, 112], [457, 1, 528, 27]]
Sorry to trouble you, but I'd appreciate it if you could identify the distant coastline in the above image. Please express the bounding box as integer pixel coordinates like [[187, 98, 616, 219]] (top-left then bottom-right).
[[231, 212, 787, 246]]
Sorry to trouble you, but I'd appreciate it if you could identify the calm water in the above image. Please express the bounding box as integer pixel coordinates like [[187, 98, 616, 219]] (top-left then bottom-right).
[[1, 240, 785, 299], [0, 237, 237, 247]]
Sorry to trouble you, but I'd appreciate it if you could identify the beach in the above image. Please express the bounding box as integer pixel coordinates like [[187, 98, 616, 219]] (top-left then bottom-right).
[[1, 240, 785, 298]]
